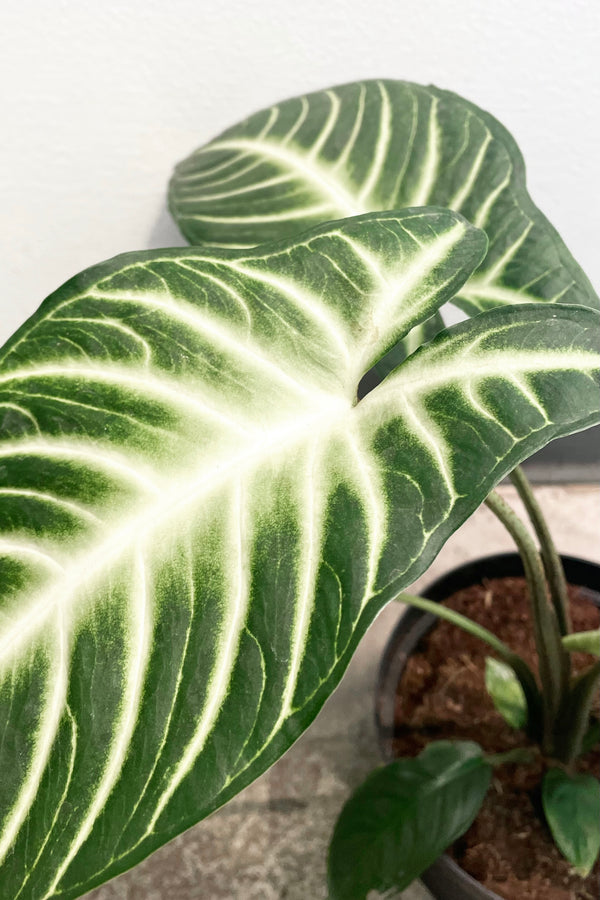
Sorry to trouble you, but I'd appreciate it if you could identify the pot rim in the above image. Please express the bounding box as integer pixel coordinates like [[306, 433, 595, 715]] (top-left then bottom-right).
[[374, 552, 600, 900]]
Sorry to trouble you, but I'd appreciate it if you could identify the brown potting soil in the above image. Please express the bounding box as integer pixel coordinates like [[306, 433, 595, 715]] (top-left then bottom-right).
[[391, 576, 600, 900]]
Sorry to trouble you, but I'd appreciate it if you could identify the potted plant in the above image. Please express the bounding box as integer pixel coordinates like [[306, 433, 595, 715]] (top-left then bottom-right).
[[0, 81, 598, 900], [329, 546, 600, 899], [369, 548, 600, 900]]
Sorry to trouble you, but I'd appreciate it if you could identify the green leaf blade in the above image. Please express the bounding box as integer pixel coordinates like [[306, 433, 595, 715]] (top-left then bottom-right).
[[485, 657, 528, 729], [355, 303, 600, 588], [328, 741, 492, 899], [542, 768, 600, 875], [169, 79, 599, 316], [562, 630, 600, 656], [0, 212, 598, 898]]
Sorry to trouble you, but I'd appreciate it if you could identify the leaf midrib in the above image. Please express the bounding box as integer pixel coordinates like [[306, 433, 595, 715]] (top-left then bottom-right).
[[373, 347, 599, 398], [0, 394, 352, 670]]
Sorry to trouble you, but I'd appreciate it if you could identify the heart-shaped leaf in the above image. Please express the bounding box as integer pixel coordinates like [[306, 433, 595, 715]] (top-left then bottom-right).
[[542, 768, 600, 875], [0, 210, 598, 899], [328, 741, 492, 899], [169, 79, 598, 318]]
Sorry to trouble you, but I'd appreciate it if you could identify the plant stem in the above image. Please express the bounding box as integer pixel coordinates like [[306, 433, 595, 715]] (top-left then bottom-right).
[[485, 747, 535, 767], [484, 491, 569, 751], [395, 593, 543, 739], [510, 466, 571, 634], [556, 661, 600, 764], [396, 593, 511, 656]]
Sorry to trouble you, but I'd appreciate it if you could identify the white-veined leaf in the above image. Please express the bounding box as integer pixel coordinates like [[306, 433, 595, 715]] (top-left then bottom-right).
[[169, 79, 598, 318], [0, 210, 598, 899]]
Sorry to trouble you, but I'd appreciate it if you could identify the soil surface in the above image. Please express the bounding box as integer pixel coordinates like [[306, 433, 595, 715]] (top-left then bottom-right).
[[391, 576, 600, 900]]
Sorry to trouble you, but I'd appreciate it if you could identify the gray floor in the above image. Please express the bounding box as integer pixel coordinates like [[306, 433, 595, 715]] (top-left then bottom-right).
[[86, 485, 600, 900]]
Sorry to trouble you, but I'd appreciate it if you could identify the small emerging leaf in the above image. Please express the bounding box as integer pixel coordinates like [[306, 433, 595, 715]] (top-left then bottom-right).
[[485, 656, 528, 730], [542, 768, 600, 875], [562, 630, 600, 657], [327, 741, 492, 899]]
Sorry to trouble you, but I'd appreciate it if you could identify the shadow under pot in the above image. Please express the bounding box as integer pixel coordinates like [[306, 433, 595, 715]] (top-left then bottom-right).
[[375, 553, 600, 900]]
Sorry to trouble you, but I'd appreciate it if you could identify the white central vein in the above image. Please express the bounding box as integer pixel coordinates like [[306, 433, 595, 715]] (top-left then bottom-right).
[[373, 349, 599, 400], [0, 399, 349, 671]]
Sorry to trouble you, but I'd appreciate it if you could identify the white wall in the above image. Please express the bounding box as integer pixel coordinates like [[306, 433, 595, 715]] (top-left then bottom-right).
[[1, 0, 598, 345]]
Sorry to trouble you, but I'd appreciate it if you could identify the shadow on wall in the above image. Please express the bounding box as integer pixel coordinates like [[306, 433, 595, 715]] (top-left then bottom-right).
[[147, 202, 189, 251], [521, 425, 600, 484]]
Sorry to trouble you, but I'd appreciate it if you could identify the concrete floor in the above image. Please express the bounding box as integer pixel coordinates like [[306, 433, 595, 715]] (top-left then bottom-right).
[[86, 485, 600, 900]]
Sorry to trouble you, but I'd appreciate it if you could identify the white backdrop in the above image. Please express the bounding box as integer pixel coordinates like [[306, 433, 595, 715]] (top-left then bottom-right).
[[1, 0, 598, 345]]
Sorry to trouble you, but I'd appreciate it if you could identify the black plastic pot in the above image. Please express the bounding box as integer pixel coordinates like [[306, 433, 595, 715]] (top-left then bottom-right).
[[375, 553, 600, 900]]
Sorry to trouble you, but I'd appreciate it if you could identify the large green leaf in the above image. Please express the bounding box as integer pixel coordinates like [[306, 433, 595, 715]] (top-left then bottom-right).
[[0, 210, 598, 899], [169, 79, 598, 317], [542, 768, 600, 875], [328, 741, 492, 899]]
